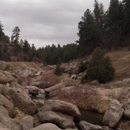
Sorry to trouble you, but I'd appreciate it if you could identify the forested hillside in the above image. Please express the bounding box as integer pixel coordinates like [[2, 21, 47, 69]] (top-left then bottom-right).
[[77, 0, 130, 55]]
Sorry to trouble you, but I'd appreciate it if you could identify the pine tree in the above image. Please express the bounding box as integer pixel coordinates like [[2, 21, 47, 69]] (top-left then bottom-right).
[[122, 0, 130, 36], [93, 0, 105, 47], [106, 0, 123, 48], [82, 47, 115, 83], [11, 26, 20, 44], [0, 21, 5, 41], [23, 40, 30, 54], [77, 9, 95, 55]]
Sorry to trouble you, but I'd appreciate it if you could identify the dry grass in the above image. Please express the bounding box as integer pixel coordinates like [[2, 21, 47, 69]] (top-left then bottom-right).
[[18, 76, 31, 85], [7, 62, 43, 70], [40, 74, 60, 87], [55, 85, 104, 111], [14, 107, 26, 120], [107, 49, 130, 81]]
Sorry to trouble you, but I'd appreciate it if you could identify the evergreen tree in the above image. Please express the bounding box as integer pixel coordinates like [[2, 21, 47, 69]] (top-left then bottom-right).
[[77, 9, 95, 55], [23, 40, 30, 54], [11, 26, 20, 44], [82, 47, 115, 83], [0, 21, 5, 41], [93, 1, 105, 47], [54, 64, 63, 76], [106, 0, 123, 48], [122, 0, 130, 37]]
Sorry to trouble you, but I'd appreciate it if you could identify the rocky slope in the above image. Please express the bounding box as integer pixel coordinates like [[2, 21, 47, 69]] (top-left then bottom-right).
[[0, 49, 130, 129]]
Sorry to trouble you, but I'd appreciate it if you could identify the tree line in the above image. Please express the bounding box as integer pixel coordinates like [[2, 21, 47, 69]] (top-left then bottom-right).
[[0, 25, 79, 63]]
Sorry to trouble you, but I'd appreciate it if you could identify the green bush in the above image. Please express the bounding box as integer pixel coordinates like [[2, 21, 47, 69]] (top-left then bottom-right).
[[82, 47, 115, 83], [78, 61, 89, 73], [54, 64, 63, 76]]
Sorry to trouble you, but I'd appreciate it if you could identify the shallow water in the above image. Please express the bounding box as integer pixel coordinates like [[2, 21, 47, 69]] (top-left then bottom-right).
[[79, 109, 103, 125]]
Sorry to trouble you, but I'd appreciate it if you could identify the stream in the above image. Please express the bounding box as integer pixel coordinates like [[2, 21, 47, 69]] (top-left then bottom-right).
[[35, 93, 104, 126], [79, 109, 103, 125]]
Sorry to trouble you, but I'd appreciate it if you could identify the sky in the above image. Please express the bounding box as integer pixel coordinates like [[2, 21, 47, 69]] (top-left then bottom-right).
[[0, 0, 110, 48]]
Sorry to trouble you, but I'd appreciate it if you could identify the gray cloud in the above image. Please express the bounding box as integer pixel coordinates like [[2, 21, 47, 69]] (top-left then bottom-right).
[[0, 0, 109, 48]]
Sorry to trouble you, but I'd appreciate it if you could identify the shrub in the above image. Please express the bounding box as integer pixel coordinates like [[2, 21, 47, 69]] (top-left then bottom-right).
[[54, 64, 63, 76], [78, 61, 89, 73], [82, 47, 115, 83]]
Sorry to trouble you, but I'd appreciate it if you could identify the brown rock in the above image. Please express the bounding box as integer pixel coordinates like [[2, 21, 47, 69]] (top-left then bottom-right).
[[0, 71, 15, 84]]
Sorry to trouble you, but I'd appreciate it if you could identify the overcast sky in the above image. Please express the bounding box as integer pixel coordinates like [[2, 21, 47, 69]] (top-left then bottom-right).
[[0, 0, 110, 48]]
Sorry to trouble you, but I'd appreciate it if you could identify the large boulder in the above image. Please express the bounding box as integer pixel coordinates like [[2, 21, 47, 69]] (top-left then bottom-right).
[[0, 71, 15, 84], [3, 82, 37, 115], [38, 111, 75, 129], [0, 106, 23, 130], [102, 99, 124, 128], [0, 94, 16, 117], [0, 61, 11, 70], [20, 116, 34, 130], [119, 87, 130, 105], [78, 121, 102, 130], [29, 123, 61, 130], [40, 99, 81, 121]]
